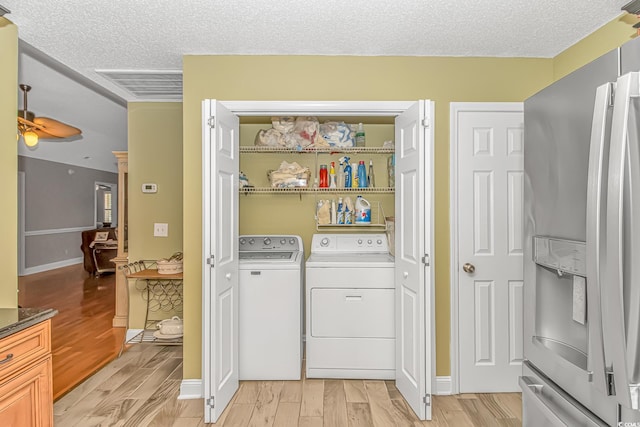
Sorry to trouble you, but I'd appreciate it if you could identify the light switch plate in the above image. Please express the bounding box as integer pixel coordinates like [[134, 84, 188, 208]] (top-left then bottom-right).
[[154, 223, 168, 237]]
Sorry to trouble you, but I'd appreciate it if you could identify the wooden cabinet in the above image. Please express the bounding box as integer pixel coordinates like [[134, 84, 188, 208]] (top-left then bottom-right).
[[112, 151, 129, 328], [0, 320, 53, 426]]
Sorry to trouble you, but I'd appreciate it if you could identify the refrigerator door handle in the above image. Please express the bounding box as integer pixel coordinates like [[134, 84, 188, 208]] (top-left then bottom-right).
[[585, 82, 614, 394], [604, 71, 640, 409], [520, 376, 568, 427]]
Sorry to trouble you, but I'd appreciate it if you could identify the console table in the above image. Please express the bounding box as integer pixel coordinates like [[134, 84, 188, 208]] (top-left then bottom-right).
[[125, 268, 183, 345]]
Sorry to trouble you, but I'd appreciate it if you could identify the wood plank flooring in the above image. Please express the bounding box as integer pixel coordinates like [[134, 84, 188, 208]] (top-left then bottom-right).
[[18, 263, 126, 400], [55, 341, 522, 426], [26, 263, 522, 426]]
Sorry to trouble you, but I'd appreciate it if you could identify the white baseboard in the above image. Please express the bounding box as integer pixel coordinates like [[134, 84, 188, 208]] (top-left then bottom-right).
[[126, 329, 144, 342], [22, 257, 83, 276], [179, 379, 203, 400], [435, 376, 452, 395], [178, 376, 452, 400]]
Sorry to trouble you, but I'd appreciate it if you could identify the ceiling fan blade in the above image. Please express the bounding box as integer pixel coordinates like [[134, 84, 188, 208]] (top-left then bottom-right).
[[32, 117, 82, 139]]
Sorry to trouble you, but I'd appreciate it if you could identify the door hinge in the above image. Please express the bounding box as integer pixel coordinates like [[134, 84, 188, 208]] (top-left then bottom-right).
[[606, 370, 615, 396], [206, 396, 215, 408], [608, 82, 615, 107], [423, 394, 431, 406], [208, 116, 215, 129], [422, 254, 430, 266], [422, 118, 430, 128], [206, 255, 215, 267]]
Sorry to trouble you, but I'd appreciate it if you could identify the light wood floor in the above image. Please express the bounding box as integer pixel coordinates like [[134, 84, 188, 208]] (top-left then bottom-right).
[[28, 263, 522, 426], [54, 342, 522, 426], [18, 263, 126, 400]]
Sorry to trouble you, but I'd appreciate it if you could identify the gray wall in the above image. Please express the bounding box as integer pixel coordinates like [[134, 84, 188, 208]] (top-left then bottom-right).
[[18, 156, 117, 272]]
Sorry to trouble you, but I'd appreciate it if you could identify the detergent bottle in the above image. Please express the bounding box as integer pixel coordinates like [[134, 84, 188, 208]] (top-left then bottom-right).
[[329, 162, 337, 188], [357, 160, 368, 188], [355, 196, 372, 223], [337, 160, 346, 188], [342, 157, 352, 188]]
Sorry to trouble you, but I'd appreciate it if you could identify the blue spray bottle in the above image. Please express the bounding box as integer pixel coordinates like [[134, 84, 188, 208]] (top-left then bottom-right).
[[341, 156, 352, 188]]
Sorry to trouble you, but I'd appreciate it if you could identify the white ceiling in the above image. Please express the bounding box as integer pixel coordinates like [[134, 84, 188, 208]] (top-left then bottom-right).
[[2, 0, 633, 171]]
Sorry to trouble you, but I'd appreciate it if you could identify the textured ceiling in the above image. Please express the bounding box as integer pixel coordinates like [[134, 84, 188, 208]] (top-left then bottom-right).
[[3, 0, 632, 102], [2, 0, 634, 172]]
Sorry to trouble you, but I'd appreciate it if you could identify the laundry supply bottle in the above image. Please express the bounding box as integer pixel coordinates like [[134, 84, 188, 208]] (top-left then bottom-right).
[[343, 157, 352, 188], [368, 160, 375, 187], [319, 164, 328, 188], [355, 123, 366, 147], [337, 161, 346, 188], [329, 162, 337, 188], [331, 199, 337, 224], [337, 197, 344, 224], [344, 206, 352, 224], [357, 160, 368, 188], [355, 196, 372, 223]]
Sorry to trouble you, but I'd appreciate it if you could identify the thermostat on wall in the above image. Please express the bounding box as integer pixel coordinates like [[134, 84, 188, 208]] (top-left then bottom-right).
[[142, 183, 157, 193]]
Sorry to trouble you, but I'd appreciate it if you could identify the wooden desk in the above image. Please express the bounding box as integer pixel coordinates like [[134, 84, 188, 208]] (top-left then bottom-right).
[[126, 268, 183, 345]]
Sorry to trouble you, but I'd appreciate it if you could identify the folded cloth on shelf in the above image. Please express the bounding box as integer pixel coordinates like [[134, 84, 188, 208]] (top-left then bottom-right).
[[317, 200, 331, 225], [255, 128, 286, 147], [269, 161, 310, 188], [319, 121, 355, 147]]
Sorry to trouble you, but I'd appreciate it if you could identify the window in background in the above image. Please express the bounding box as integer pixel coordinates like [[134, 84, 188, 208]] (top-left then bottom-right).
[[104, 192, 112, 226]]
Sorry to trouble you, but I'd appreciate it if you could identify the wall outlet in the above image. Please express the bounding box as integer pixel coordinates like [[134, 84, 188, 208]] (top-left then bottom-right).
[[154, 223, 168, 237]]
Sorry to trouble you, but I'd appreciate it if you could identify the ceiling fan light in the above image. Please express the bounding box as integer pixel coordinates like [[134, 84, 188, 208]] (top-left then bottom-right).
[[23, 130, 39, 147]]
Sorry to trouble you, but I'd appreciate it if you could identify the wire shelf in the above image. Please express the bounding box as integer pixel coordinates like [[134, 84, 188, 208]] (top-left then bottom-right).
[[240, 146, 394, 154], [240, 187, 395, 194]]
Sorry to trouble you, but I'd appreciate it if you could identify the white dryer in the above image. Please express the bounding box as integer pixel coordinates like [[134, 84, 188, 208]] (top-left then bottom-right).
[[305, 233, 395, 379], [238, 235, 303, 380]]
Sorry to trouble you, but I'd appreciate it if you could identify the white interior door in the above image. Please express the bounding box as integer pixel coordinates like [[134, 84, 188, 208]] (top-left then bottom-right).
[[202, 100, 239, 422], [394, 100, 434, 420], [453, 104, 524, 392]]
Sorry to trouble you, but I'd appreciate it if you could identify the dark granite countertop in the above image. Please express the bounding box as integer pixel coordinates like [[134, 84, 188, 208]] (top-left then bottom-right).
[[0, 308, 57, 340]]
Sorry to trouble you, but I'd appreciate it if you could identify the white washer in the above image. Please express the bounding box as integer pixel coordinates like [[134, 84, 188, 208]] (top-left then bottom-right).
[[305, 233, 395, 379], [239, 235, 303, 380]]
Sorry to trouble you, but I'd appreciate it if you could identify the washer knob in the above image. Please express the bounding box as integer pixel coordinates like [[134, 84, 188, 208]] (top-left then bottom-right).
[[320, 237, 330, 247], [367, 239, 373, 244], [264, 238, 271, 246], [280, 239, 286, 245], [377, 239, 383, 245], [239, 238, 246, 245], [289, 238, 295, 245], [357, 239, 363, 245], [248, 238, 255, 245]]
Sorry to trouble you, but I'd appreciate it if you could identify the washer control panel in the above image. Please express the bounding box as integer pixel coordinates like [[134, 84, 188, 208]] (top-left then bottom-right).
[[311, 234, 389, 254], [239, 235, 302, 252]]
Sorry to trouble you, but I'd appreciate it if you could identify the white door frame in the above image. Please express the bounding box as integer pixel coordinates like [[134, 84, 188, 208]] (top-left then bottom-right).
[[449, 102, 524, 394], [202, 100, 433, 419]]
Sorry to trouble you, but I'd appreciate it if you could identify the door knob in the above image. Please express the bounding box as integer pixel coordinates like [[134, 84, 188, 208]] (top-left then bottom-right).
[[225, 273, 231, 280], [463, 263, 475, 274]]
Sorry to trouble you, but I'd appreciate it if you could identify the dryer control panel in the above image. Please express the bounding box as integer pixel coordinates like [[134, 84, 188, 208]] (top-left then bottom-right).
[[310, 233, 389, 254]]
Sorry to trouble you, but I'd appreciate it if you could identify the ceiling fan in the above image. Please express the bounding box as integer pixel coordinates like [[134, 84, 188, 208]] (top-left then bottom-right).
[[17, 84, 82, 148]]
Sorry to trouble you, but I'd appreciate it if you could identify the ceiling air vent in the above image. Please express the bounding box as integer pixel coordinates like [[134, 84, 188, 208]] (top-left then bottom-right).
[[96, 70, 182, 100]]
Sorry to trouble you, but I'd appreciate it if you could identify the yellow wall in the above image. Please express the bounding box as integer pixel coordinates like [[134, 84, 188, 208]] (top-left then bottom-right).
[[554, 13, 637, 79], [127, 102, 183, 328], [0, 18, 18, 307], [182, 55, 553, 379]]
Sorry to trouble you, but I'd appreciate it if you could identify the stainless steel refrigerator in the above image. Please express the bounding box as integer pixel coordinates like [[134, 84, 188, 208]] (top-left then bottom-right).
[[522, 36, 640, 426]]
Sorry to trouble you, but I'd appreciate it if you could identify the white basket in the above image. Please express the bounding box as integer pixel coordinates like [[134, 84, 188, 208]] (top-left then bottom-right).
[[157, 259, 183, 274]]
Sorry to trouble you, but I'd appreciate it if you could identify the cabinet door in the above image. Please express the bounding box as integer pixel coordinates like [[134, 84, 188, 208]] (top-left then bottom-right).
[[394, 100, 434, 420], [202, 100, 240, 423], [0, 357, 53, 427]]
